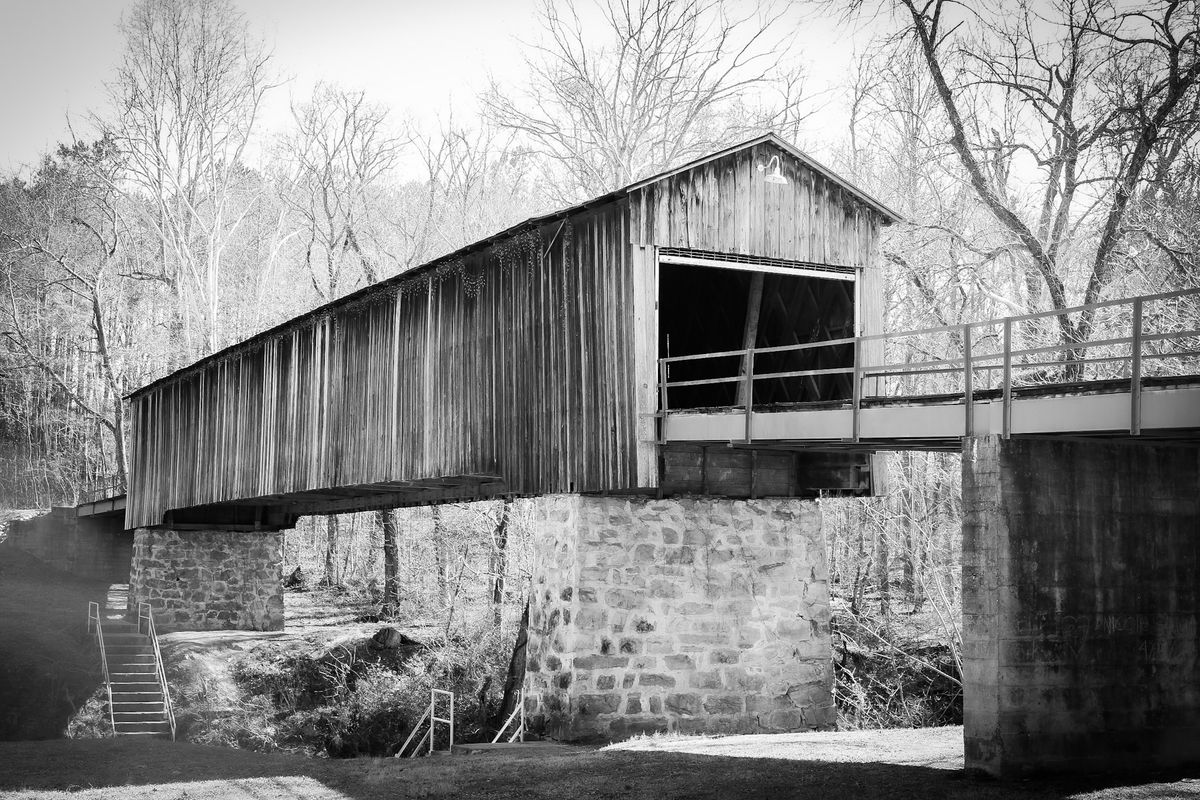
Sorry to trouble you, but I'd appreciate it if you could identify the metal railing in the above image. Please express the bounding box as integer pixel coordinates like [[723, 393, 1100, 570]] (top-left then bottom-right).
[[136, 602, 176, 741], [658, 287, 1200, 441], [86, 601, 116, 736], [79, 474, 127, 504], [491, 688, 526, 743], [395, 688, 455, 757]]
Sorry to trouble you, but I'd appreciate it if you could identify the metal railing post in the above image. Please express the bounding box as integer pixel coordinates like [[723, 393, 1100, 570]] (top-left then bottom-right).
[[963, 324, 974, 438], [138, 602, 175, 740], [658, 360, 669, 414], [1002, 318, 1012, 439], [851, 337, 862, 442], [1131, 297, 1143, 435], [87, 603, 115, 735]]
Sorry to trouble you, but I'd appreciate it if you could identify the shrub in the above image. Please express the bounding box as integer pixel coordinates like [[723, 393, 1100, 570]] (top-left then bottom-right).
[[831, 605, 962, 729]]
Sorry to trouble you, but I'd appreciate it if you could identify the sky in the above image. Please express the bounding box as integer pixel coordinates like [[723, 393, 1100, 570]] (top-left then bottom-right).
[[0, 0, 868, 175]]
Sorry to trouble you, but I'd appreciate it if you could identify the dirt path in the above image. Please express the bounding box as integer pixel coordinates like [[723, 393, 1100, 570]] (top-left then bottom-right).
[[607, 725, 965, 769], [2, 734, 1199, 800]]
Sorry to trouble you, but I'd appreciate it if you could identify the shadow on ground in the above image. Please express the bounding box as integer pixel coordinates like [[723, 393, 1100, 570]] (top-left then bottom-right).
[[0, 546, 109, 741], [1, 739, 1199, 800]]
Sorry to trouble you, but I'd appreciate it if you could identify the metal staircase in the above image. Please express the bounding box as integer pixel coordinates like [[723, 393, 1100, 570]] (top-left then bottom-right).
[[87, 600, 176, 738]]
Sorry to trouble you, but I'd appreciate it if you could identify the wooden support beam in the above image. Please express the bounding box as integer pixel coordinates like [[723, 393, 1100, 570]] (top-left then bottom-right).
[[736, 271, 765, 409]]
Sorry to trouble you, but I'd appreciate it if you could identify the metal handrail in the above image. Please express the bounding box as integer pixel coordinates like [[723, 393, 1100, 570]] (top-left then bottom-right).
[[658, 287, 1200, 441], [395, 705, 432, 758], [394, 688, 455, 758], [429, 688, 454, 755], [87, 602, 116, 736], [136, 602, 176, 741], [491, 688, 526, 744], [80, 474, 127, 504]]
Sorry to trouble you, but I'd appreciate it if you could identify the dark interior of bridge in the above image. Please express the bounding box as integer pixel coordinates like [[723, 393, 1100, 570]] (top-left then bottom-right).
[[659, 262, 856, 410]]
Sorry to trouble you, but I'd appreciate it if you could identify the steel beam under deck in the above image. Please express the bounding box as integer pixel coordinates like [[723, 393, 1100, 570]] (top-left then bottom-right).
[[76, 493, 127, 519], [662, 382, 1200, 450]]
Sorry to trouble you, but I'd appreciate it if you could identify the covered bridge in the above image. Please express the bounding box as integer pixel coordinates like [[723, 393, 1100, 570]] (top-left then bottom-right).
[[126, 134, 897, 531]]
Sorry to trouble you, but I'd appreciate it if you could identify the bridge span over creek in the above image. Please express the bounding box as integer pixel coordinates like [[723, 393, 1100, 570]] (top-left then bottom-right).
[[77, 136, 1199, 778]]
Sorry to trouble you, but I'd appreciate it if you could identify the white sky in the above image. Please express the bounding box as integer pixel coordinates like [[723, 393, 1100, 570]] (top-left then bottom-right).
[[0, 0, 871, 176]]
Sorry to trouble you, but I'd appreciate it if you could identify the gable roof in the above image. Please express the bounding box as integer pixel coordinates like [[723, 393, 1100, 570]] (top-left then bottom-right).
[[626, 132, 902, 222], [130, 134, 899, 399]]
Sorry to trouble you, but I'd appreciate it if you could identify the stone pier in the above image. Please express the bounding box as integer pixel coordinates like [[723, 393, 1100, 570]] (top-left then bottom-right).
[[128, 528, 284, 632], [963, 436, 1200, 777], [525, 495, 833, 741]]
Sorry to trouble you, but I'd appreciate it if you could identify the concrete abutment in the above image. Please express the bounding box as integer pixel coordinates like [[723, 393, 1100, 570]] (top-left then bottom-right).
[[128, 527, 284, 632], [525, 494, 835, 741], [963, 435, 1200, 778]]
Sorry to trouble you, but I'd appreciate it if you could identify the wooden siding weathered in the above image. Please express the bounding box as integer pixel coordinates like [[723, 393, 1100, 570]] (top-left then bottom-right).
[[128, 204, 637, 528], [630, 141, 885, 268], [127, 138, 892, 529]]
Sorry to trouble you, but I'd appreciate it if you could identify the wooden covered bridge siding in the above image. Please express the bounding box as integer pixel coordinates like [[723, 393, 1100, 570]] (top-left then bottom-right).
[[126, 136, 893, 530], [127, 205, 639, 529]]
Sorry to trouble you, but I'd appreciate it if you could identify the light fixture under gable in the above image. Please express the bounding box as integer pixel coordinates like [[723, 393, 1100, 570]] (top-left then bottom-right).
[[757, 154, 790, 185]]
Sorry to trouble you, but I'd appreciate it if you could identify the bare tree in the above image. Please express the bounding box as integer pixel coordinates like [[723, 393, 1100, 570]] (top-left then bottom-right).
[[279, 83, 402, 299], [858, 0, 1200, 359], [483, 0, 807, 202], [0, 139, 131, 490], [103, 0, 274, 357], [376, 119, 542, 273]]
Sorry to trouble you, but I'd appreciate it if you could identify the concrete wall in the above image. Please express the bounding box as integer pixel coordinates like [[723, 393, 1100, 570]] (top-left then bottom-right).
[[129, 528, 284, 632], [3, 507, 132, 583], [525, 495, 833, 741], [963, 436, 1200, 777]]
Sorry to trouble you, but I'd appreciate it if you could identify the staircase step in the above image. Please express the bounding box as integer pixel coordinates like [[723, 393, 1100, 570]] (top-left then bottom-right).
[[112, 701, 164, 711], [112, 696, 164, 706], [114, 725, 171, 736]]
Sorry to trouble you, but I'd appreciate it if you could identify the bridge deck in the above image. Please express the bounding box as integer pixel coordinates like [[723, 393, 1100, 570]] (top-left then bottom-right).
[[663, 378, 1200, 451]]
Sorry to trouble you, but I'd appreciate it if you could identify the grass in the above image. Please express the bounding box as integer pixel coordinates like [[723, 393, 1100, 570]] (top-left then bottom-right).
[[3, 529, 1199, 799], [2, 735, 1200, 800]]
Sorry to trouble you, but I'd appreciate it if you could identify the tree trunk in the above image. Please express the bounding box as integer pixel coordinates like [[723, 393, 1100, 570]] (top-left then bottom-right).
[[433, 506, 447, 605], [323, 516, 339, 586], [497, 601, 530, 732], [876, 522, 891, 621], [490, 499, 511, 627], [381, 508, 399, 616]]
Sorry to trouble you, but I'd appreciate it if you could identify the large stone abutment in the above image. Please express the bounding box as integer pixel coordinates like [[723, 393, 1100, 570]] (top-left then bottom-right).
[[963, 436, 1200, 778], [128, 528, 284, 632], [524, 495, 834, 741]]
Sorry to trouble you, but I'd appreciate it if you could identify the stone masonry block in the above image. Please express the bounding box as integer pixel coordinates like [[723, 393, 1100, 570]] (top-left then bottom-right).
[[524, 495, 832, 742]]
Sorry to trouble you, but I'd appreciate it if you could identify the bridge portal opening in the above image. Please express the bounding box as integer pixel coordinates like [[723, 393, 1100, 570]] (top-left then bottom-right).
[[659, 256, 856, 410]]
